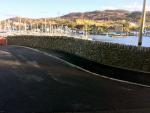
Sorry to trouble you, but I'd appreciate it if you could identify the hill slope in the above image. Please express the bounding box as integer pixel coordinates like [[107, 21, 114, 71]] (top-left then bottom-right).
[[61, 10, 150, 22]]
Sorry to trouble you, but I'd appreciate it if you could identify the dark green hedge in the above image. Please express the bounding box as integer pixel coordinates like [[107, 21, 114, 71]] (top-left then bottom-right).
[[7, 35, 150, 72]]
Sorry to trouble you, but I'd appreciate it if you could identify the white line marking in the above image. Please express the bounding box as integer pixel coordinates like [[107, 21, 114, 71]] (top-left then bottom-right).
[[9, 45, 150, 88]]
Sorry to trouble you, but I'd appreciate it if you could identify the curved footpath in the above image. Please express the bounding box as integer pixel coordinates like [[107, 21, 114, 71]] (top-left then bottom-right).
[[0, 45, 150, 113], [47, 50, 150, 86]]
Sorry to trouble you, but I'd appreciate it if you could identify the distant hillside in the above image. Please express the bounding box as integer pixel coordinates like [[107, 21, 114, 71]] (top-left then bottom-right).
[[61, 10, 150, 22], [2, 10, 150, 25], [5, 17, 56, 24]]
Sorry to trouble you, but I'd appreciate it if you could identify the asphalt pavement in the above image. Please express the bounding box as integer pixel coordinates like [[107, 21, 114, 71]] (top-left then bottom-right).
[[0, 45, 150, 113]]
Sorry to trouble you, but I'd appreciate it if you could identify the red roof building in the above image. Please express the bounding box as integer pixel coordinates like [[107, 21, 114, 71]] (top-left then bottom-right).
[[0, 37, 7, 45]]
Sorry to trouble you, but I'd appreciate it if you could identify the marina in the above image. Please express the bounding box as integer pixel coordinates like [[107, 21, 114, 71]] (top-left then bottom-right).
[[91, 35, 150, 47]]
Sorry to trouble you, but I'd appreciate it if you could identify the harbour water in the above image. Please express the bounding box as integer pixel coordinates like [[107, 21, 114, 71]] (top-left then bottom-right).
[[91, 35, 150, 47]]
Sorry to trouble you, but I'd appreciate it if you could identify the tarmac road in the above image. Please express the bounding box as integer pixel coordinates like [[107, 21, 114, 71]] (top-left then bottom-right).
[[0, 45, 150, 113]]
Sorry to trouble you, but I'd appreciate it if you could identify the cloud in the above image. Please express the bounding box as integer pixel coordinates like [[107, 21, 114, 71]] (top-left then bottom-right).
[[124, 2, 142, 11], [100, 6, 118, 10], [100, 1, 150, 11], [125, 1, 150, 11]]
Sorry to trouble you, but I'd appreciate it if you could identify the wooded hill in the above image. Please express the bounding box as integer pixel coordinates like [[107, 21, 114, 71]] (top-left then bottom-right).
[[61, 10, 150, 22], [4, 10, 150, 23]]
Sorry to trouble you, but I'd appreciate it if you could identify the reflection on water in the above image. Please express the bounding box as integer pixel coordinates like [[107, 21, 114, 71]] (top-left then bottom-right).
[[91, 35, 150, 47]]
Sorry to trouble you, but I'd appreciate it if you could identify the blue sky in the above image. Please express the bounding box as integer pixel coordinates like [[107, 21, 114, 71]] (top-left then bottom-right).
[[0, 0, 149, 19]]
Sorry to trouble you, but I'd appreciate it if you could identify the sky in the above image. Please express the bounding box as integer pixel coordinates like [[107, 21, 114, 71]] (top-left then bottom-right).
[[0, 0, 150, 20]]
